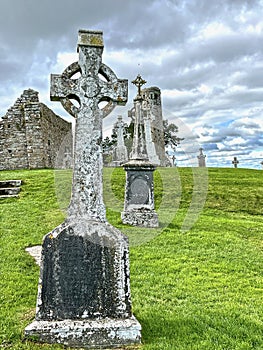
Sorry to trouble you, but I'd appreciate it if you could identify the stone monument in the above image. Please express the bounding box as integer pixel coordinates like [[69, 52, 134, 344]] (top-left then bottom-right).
[[121, 74, 159, 228], [197, 148, 206, 167], [112, 115, 128, 166], [232, 156, 239, 168], [25, 29, 141, 349], [171, 154, 176, 167]]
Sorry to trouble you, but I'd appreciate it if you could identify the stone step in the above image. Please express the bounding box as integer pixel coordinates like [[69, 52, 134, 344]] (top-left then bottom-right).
[[0, 187, 21, 196], [0, 180, 22, 199], [0, 194, 19, 199], [0, 180, 22, 188]]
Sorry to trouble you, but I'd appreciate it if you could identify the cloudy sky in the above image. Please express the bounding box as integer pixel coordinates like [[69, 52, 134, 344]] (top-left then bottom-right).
[[0, 0, 263, 169]]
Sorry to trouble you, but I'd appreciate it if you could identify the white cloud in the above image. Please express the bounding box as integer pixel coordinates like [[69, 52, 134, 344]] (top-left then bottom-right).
[[0, 0, 262, 168]]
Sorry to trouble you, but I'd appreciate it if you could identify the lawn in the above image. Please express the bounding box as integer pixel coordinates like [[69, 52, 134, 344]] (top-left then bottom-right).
[[0, 167, 262, 349]]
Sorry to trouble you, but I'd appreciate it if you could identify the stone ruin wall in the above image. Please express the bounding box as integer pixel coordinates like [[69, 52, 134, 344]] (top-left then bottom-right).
[[141, 87, 169, 166], [39, 103, 73, 168], [0, 89, 72, 170]]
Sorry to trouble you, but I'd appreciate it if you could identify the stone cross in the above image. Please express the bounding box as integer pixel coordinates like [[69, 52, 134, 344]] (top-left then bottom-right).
[[132, 74, 147, 97], [197, 147, 206, 167], [112, 115, 128, 165], [232, 156, 239, 168], [25, 29, 141, 349], [50, 30, 127, 222], [116, 115, 126, 147], [171, 154, 176, 166], [129, 75, 148, 160], [121, 75, 158, 228]]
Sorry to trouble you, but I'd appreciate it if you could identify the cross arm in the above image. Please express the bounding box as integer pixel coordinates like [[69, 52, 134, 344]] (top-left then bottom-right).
[[50, 74, 79, 102]]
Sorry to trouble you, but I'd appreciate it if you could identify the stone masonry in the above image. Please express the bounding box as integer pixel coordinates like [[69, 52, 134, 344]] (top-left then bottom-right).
[[128, 86, 169, 166], [142, 86, 169, 166], [0, 89, 72, 170]]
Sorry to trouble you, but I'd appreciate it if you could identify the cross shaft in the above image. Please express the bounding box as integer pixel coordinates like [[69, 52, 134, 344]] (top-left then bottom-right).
[[50, 30, 128, 222]]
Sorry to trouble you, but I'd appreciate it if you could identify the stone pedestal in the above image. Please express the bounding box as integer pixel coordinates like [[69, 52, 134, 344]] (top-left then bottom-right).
[[25, 318, 141, 349], [25, 220, 141, 348], [121, 159, 158, 228]]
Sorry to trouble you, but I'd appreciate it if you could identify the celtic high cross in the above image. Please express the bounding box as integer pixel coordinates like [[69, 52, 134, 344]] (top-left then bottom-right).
[[25, 30, 141, 348], [50, 29, 128, 222]]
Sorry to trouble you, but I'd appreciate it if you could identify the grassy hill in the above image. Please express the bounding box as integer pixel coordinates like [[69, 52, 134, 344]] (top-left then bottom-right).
[[0, 167, 262, 349]]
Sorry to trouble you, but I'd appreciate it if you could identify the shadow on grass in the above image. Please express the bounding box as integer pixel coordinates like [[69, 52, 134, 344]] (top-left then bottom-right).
[[137, 309, 263, 349]]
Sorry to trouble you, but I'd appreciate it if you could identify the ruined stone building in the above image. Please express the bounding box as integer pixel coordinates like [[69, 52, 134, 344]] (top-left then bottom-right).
[[0, 89, 73, 170], [128, 86, 169, 166]]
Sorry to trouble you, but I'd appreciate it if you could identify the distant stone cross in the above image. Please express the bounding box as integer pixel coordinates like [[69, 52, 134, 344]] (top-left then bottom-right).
[[129, 74, 148, 160], [132, 74, 147, 96], [116, 115, 126, 147], [50, 29, 127, 222], [232, 156, 239, 168], [197, 147, 206, 167]]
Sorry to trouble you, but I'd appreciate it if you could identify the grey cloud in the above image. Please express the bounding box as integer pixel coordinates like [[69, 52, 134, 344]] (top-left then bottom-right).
[[0, 0, 262, 168]]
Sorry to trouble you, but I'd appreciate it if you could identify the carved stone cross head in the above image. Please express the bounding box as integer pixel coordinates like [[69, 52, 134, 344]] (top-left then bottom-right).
[[50, 29, 128, 119], [50, 30, 128, 222], [132, 74, 147, 97], [232, 156, 239, 167]]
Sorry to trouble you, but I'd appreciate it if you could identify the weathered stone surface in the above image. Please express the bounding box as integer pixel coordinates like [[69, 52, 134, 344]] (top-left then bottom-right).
[[122, 76, 159, 228], [25, 317, 141, 349], [112, 115, 128, 166], [0, 180, 22, 188], [197, 148, 206, 167], [0, 180, 22, 198], [143, 100, 160, 165], [128, 85, 170, 166], [122, 160, 158, 228], [25, 245, 42, 266], [36, 221, 131, 321], [0, 89, 72, 170], [25, 29, 141, 348]]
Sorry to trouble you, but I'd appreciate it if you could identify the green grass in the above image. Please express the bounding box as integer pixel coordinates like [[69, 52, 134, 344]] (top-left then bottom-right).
[[0, 167, 262, 349]]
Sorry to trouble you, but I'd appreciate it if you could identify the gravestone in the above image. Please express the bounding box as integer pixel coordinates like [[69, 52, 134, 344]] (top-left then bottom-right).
[[171, 154, 176, 166], [197, 148, 206, 167], [121, 75, 158, 228], [25, 29, 141, 349], [232, 156, 239, 168], [112, 115, 128, 166]]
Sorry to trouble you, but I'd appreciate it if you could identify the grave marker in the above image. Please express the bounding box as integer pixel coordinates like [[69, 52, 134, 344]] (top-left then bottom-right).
[[121, 75, 158, 228], [112, 115, 128, 166], [232, 156, 239, 168], [197, 148, 206, 167], [25, 29, 141, 349]]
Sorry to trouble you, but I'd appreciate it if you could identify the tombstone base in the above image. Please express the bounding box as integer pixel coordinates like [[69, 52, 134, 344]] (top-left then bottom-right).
[[121, 209, 159, 228], [25, 316, 141, 349]]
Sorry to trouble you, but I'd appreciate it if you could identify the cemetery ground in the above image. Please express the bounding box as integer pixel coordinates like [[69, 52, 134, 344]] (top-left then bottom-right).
[[0, 167, 262, 350]]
